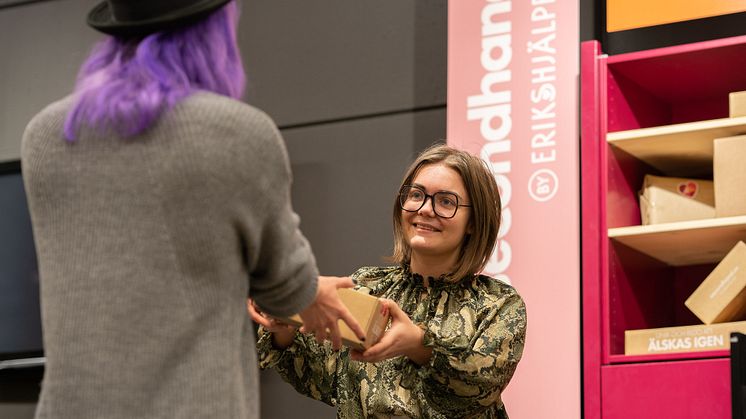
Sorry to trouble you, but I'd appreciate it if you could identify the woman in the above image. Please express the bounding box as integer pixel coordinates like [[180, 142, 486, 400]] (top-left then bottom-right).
[[22, 1, 362, 418], [251, 144, 527, 418]]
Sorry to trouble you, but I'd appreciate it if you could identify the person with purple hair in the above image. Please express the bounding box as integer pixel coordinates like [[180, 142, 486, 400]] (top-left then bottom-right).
[[21, 1, 363, 418]]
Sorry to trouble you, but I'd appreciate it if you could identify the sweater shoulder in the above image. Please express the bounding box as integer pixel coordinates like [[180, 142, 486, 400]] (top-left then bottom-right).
[[24, 96, 74, 137], [176, 92, 277, 132]]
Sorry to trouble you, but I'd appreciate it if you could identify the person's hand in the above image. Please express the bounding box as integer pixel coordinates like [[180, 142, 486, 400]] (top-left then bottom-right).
[[247, 299, 297, 348], [299, 276, 366, 351], [349, 299, 432, 365]]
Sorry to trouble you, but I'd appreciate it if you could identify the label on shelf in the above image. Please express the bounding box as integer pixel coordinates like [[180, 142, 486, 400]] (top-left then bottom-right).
[[625, 320, 746, 355]]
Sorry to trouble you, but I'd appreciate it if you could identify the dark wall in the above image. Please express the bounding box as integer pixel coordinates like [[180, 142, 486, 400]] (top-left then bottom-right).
[[0, 0, 446, 418]]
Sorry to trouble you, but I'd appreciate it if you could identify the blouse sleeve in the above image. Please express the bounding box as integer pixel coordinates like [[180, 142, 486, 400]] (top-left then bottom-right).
[[256, 326, 341, 406], [413, 290, 527, 417]]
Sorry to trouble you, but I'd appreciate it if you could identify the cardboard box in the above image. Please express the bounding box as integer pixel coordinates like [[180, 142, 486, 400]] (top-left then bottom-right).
[[730, 91, 746, 118], [639, 174, 714, 225], [714, 135, 746, 217], [685, 241, 746, 324], [625, 320, 746, 355], [282, 288, 389, 351]]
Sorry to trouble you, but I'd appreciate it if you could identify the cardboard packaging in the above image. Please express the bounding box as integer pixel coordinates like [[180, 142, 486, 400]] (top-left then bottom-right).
[[730, 91, 746, 118], [685, 241, 746, 324], [714, 135, 746, 217], [639, 174, 714, 225], [625, 320, 746, 355], [281, 288, 389, 351]]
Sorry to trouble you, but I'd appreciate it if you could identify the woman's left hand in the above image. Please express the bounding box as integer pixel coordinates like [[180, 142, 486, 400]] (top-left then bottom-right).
[[349, 299, 433, 365]]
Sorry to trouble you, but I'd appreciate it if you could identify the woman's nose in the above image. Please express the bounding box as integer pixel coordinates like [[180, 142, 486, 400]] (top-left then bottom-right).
[[417, 196, 436, 216]]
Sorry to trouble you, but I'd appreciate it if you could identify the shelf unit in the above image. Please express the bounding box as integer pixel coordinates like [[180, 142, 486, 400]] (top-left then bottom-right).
[[581, 35, 746, 419]]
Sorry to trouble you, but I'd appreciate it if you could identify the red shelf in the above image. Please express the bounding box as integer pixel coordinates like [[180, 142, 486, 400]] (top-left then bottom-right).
[[581, 35, 746, 419]]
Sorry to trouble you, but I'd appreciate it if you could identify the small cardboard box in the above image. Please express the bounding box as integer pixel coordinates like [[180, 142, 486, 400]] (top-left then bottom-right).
[[625, 320, 746, 355], [730, 91, 746, 118], [282, 288, 389, 351], [639, 174, 714, 225], [714, 135, 746, 217], [685, 241, 746, 324]]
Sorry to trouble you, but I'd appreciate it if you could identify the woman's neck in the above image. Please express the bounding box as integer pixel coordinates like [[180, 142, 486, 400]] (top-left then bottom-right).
[[409, 254, 455, 282]]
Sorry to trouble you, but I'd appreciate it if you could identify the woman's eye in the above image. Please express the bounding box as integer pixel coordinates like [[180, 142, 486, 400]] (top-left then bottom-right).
[[439, 196, 456, 208]]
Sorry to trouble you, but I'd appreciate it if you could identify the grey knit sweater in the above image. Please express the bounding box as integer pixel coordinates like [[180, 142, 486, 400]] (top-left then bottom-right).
[[21, 92, 319, 418]]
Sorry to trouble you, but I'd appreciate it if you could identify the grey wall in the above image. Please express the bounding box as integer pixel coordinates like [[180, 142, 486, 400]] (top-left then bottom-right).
[[0, 0, 446, 418]]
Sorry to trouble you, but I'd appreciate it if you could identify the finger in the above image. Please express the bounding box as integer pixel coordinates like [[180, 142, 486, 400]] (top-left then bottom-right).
[[327, 278, 366, 341], [380, 299, 403, 319], [313, 326, 328, 345], [328, 322, 342, 351], [361, 334, 392, 360], [337, 306, 366, 342], [331, 275, 356, 289], [349, 349, 364, 361], [247, 304, 272, 327]]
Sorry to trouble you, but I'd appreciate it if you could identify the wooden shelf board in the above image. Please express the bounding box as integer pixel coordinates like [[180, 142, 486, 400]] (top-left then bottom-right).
[[606, 116, 746, 175], [608, 215, 746, 266]]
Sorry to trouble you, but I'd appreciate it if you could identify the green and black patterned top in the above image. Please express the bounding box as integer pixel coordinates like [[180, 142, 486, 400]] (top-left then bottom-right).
[[257, 265, 527, 419]]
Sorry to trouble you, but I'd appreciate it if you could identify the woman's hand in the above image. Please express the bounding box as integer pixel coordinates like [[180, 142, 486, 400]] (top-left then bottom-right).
[[247, 299, 297, 349], [350, 299, 433, 365]]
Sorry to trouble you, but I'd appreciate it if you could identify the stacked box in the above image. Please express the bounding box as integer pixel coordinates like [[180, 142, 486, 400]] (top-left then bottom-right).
[[639, 174, 714, 225], [714, 135, 746, 217], [730, 91, 746, 118], [685, 241, 746, 324]]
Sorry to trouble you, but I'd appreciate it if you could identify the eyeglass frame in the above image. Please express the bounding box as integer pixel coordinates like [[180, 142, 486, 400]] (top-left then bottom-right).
[[398, 184, 472, 219]]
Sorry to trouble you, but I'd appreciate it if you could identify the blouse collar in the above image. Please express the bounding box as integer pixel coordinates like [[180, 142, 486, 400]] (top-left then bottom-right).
[[401, 263, 470, 289]]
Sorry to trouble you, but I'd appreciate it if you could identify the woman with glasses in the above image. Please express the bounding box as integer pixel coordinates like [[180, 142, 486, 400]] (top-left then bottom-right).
[[251, 144, 527, 418]]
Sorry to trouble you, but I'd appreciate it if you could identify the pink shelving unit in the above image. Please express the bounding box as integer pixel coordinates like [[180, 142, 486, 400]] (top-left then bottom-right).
[[581, 35, 746, 418]]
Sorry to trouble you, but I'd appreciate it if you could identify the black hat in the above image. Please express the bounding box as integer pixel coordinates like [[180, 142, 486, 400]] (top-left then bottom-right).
[[87, 0, 232, 37]]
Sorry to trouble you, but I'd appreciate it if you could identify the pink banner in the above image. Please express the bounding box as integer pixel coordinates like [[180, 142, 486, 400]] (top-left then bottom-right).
[[447, 1, 580, 418]]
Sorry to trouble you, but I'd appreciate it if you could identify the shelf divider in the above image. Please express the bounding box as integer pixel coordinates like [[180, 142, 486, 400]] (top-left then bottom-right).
[[608, 215, 746, 266], [607, 116, 746, 176]]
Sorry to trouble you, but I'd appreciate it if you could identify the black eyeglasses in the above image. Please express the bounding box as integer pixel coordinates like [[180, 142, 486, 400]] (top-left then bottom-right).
[[398, 185, 471, 219]]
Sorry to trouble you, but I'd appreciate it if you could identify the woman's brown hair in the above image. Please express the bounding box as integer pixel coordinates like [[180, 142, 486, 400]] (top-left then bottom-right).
[[391, 143, 501, 281]]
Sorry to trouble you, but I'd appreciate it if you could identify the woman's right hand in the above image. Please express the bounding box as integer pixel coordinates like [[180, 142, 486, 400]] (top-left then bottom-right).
[[247, 299, 298, 348]]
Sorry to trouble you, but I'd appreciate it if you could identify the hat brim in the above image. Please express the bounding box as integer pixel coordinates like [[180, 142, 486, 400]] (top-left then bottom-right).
[[87, 0, 232, 37]]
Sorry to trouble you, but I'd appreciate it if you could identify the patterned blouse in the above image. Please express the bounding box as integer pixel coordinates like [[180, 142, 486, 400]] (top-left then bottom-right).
[[257, 265, 527, 419]]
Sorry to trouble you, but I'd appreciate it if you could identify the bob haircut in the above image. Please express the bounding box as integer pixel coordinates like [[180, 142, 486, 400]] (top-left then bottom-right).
[[391, 143, 502, 282], [64, 0, 244, 141]]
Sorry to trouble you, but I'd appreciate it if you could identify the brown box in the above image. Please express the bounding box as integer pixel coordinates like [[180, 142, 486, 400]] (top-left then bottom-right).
[[730, 91, 746, 118], [282, 288, 389, 351], [639, 174, 714, 225], [685, 241, 746, 324], [714, 135, 746, 217], [625, 320, 746, 355]]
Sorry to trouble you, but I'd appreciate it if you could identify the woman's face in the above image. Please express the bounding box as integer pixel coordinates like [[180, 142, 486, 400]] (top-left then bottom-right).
[[402, 163, 471, 265]]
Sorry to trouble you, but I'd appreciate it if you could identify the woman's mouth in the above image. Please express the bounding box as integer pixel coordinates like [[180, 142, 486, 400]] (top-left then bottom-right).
[[414, 222, 440, 232]]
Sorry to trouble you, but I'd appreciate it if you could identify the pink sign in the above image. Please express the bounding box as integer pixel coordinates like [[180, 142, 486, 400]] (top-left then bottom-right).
[[448, 1, 580, 418]]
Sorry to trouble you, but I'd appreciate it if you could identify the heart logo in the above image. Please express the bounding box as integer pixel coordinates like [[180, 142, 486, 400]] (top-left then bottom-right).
[[677, 181, 698, 198]]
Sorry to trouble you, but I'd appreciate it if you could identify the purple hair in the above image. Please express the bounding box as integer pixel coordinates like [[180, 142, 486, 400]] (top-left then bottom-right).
[[63, 0, 245, 141]]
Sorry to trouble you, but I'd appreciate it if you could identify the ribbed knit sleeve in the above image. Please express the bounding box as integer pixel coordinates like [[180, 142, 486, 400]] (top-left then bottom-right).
[[224, 105, 319, 317]]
